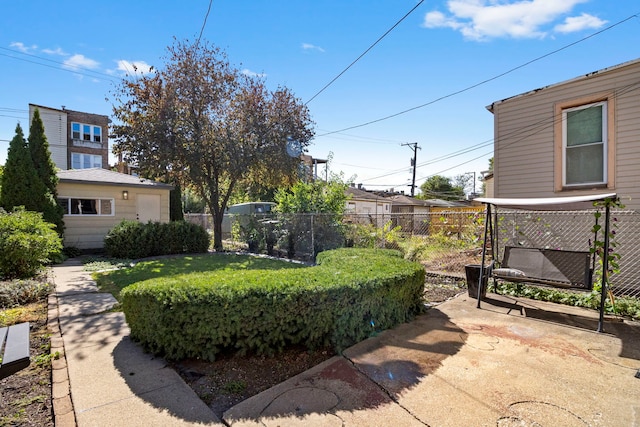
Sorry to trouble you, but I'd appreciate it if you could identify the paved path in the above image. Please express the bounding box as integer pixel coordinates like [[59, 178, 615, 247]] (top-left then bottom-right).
[[51, 258, 640, 426], [51, 259, 222, 426]]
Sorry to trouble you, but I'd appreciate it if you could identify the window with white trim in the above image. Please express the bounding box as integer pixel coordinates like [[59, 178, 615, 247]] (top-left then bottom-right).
[[562, 101, 607, 186], [71, 153, 102, 169], [58, 198, 114, 216], [71, 122, 102, 143]]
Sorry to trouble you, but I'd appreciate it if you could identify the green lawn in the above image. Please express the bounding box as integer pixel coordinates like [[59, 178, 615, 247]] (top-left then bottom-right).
[[93, 254, 306, 301]]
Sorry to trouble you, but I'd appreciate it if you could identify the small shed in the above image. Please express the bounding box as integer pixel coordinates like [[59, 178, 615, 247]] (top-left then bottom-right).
[[57, 169, 173, 249]]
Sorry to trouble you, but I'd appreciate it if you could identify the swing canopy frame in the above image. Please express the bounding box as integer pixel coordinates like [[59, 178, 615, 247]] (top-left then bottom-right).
[[473, 192, 618, 332]]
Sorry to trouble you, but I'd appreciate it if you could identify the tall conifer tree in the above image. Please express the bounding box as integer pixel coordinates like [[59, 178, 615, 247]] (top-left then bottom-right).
[[29, 108, 59, 195], [0, 124, 46, 212], [28, 108, 64, 234]]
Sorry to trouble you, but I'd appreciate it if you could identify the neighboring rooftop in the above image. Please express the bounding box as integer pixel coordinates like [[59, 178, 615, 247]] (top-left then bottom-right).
[[346, 186, 390, 201], [486, 57, 640, 112], [388, 194, 467, 207], [57, 168, 173, 189]]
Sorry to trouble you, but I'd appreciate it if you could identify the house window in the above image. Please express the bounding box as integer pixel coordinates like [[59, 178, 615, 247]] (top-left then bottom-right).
[[71, 122, 102, 143], [58, 198, 114, 216], [72, 123, 81, 139], [71, 153, 102, 169], [554, 93, 615, 191], [563, 102, 606, 186]]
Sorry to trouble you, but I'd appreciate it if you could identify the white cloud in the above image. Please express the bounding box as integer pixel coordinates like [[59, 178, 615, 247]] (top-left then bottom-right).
[[423, 0, 602, 41], [302, 43, 326, 53], [42, 47, 67, 56], [116, 60, 154, 75], [63, 54, 99, 70], [554, 13, 607, 33], [241, 69, 266, 78], [10, 41, 37, 53]]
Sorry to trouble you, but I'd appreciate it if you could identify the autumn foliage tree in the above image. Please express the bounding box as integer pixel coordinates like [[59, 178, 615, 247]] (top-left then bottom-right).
[[111, 39, 314, 250]]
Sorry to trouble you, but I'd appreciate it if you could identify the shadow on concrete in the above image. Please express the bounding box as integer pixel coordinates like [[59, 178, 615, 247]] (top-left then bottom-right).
[[60, 312, 128, 359], [223, 308, 468, 423], [112, 338, 218, 424], [344, 308, 468, 397], [481, 295, 640, 364]]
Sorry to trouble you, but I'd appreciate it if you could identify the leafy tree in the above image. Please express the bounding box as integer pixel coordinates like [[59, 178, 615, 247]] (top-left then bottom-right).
[[0, 124, 48, 212], [111, 39, 314, 250], [275, 177, 348, 258], [28, 108, 64, 234], [419, 175, 464, 201], [183, 187, 206, 213], [274, 179, 347, 215]]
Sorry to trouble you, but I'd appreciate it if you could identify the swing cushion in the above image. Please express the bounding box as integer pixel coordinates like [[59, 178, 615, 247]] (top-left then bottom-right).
[[493, 268, 526, 278], [493, 246, 593, 290]]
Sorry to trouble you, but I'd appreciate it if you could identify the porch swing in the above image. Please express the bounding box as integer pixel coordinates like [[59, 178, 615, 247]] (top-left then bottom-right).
[[473, 192, 618, 332]]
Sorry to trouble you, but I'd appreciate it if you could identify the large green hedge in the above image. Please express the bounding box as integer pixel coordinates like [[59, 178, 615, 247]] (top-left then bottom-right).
[[121, 248, 425, 360], [104, 220, 210, 259]]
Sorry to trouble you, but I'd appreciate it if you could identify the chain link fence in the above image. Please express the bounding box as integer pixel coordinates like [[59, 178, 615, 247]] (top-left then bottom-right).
[[185, 209, 640, 298]]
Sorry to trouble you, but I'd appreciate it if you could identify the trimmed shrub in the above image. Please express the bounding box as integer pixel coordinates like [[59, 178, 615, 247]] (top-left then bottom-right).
[[0, 279, 54, 308], [104, 220, 210, 259], [120, 248, 425, 360], [0, 208, 62, 279]]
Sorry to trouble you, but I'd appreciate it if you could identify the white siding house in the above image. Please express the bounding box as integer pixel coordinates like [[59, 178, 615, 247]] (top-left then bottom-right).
[[29, 105, 68, 169]]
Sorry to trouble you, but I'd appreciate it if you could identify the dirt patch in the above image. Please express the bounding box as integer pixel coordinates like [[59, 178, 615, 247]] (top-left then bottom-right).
[[172, 277, 468, 419], [171, 346, 335, 419], [0, 302, 54, 427]]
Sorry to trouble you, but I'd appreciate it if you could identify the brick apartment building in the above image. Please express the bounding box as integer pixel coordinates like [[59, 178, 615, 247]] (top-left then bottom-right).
[[28, 104, 110, 170]]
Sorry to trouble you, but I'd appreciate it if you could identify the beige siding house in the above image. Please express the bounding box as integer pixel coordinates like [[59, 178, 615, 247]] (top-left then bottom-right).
[[344, 187, 391, 227], [57, 169, 172, 249], [487, 58, 640, 210]]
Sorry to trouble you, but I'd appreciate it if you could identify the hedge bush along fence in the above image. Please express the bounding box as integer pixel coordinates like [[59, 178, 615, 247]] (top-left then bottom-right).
[[121, 248, 426, 361], [104, 220, 210, 259]]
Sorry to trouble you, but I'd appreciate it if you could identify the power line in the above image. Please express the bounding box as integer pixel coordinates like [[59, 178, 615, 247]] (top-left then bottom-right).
[[317, 12, 639, 137], [0, 47, 121, 83], [315, 129, 407, 145], [414, 77, 640, 185], [305, 0, 424, 105], [359, 76, 640, 189], [196, 0, 214, 46]]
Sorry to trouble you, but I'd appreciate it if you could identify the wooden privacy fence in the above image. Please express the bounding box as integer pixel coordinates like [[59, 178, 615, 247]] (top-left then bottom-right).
[[428, 206, 485, 237]]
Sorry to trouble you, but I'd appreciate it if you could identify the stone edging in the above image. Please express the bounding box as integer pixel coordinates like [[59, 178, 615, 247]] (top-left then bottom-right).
[[48, 293, 77, 427]]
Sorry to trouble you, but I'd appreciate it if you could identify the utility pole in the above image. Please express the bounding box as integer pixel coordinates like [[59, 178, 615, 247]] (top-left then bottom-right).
[[402, 142, 421, 197]]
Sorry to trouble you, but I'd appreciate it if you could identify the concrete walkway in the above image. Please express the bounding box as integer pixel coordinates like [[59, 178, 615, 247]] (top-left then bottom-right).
[[51, 258, 640, 426], [51, 259, 222, 426]]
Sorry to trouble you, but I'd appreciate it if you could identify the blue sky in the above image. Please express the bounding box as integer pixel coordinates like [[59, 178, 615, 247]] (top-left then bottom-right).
[[1, 1, 638, 196]]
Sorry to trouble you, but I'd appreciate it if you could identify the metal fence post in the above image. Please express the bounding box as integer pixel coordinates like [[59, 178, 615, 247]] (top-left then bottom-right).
[[311, 213, 315, 262]]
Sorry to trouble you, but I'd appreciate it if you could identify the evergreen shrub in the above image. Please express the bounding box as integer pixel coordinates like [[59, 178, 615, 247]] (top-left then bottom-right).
[[0, 208, 62, 279], [120, 248, 425, 360], [104, 220, 210, 259], [0, 279, 54, 308]]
